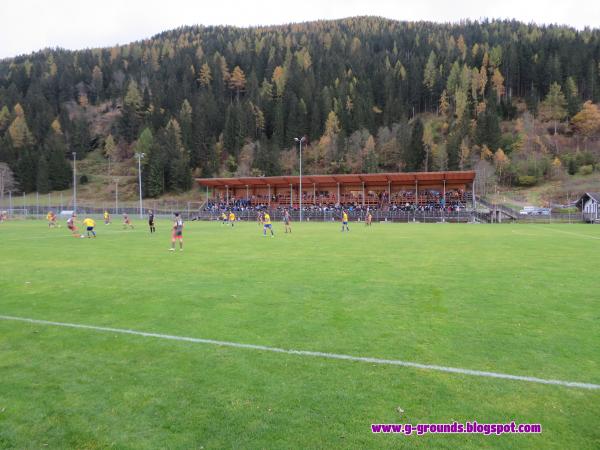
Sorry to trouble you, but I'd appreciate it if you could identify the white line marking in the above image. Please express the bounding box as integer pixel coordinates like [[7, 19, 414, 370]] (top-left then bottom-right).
[[0, 230, 137, 242], [510, 230, 541, 237], [1, 315, 598, 390], [534, 226, 600, 240]]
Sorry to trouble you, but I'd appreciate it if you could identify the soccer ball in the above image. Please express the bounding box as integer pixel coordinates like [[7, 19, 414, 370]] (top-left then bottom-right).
[[80, 235, 85, 238]]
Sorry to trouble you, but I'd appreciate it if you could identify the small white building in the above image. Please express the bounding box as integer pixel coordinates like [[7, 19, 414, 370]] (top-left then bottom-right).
[[576, 192, 600, 222]]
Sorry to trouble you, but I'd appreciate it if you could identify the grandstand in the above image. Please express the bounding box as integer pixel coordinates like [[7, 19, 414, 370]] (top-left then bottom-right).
[[197, 171, 476, 222]]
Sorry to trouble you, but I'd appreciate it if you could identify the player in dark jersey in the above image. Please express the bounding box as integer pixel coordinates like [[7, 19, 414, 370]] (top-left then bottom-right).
[[170, 213, 184, 251], [148, 210, 155, 233]]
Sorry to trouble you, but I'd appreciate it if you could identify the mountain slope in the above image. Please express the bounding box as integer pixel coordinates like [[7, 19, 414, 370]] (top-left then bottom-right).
[[0, 16, 599, 197]]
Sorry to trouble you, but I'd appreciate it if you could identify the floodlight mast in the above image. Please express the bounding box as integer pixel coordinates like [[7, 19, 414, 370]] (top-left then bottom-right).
[[294, 137, 306, 222], [135, 153, 145, 218], [72, 152, 77, 213]]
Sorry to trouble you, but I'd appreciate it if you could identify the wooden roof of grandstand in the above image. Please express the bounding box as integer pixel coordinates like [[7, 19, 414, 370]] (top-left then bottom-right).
[[197, 171, 476, 187]]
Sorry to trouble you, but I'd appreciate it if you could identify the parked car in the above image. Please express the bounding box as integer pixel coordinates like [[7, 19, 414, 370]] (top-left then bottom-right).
[[519, 206, 536, 215]]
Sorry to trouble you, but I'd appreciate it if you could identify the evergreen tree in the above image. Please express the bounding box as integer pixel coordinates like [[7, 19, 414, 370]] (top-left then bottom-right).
[[475, 103, 502, 150], [70, 117, 91, 155], [119, 80, 143, 143], [564, 77, 582, 118], [36, 154, 50, 193], [539, 82, 567, 134], [405, 118, 425, 171], [163, 119, 192, 191], [45, 130, 72, 190]]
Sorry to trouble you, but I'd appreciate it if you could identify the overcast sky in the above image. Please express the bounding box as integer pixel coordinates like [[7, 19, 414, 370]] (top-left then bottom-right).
[[2, 0, 599, 59]]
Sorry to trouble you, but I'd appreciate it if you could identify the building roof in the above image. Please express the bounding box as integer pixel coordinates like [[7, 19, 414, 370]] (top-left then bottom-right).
[[197, 171, 476, 188], [576, 192, 600, 208]]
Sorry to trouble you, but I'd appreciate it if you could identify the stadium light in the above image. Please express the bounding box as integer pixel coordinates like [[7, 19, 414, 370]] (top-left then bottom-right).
[[72, 152, 77, 213], [294, 137, 306, 222], [135, 153, 145, 218], [114, 178, 119, 214]]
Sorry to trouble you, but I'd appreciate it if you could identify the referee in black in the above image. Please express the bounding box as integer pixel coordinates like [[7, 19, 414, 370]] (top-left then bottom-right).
[[148, 210, 156, 233]]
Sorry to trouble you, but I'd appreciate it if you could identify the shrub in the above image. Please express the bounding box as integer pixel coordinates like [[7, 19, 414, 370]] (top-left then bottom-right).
[[578, 165, 593, 176], [518, 175, 537, 186], [79, 174, 89, 185]]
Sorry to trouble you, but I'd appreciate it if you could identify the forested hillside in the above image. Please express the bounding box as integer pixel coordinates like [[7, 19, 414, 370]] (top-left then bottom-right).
[[1, 16, 600, 198]]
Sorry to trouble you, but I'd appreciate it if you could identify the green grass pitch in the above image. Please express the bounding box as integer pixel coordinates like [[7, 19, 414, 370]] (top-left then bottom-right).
[[1, 219, 599, 448]]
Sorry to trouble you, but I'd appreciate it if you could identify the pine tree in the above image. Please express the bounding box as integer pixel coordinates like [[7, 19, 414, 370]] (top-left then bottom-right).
[[91, 66, 103, 103], [144, 130, 165, 198], [179, 99, 193, 156], [163, 119, 191, 191], [564, 77, 581, 118], [423, 50, 438, 110], [71, 117, 91, 155], [539, 82, 567, 134], [119, 80, 143, 143], [405, 118, 425, 171], [36, 154, 50, 193], [476, 104, 502, 150], [16, 147, 37, 192], [46, 131, 72, 191]]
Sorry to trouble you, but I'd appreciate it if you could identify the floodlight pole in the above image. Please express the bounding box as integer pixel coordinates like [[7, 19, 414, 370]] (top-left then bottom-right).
[[72, 152, 77, 213], [294, 137, 306, 221], [135, 152, 145, 218], [115, 178, 119, 214]]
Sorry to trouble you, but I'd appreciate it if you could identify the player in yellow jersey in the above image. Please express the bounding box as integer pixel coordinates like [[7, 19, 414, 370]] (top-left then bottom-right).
[[82, 217, 96, 238], [341, 209, 350, 232], [104, 210, 111, 225], [221, 212, 227, 224], [46, 211, 56, 228], [228, 211, 236, 227], [263, 212, 274, 237]]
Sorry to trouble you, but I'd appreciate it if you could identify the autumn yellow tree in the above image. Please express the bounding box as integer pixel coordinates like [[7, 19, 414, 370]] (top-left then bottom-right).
[[104, 134, 117, 164], [422, 122, 434, 171], [0, 106, 11, 133], [50, 118, 62, 134], [481, 144, 493, 160], [439, 89, 449, 116], [324, 111, 341, 136], [272, 66, 286, 97], [494, 148, 510, 182], [198, 63, 212, 88], [551, 156, 563, 178], [8, 103, 34, 148], [572, 101, 600, 149], [229, 66, 247, 100], [492, 68, 505, 102]]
